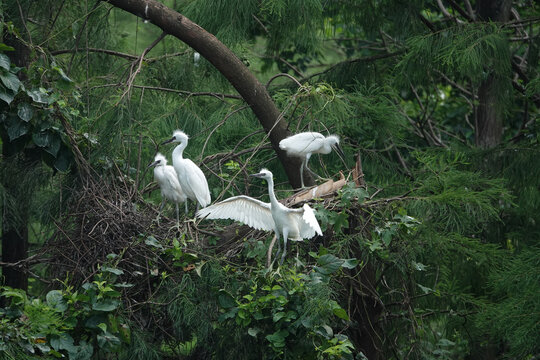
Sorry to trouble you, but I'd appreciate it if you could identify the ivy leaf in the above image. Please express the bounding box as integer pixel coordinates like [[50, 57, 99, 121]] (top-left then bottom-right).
[[248, 327, 261, 337], [0, 54, 10, 70], [97, 332, 121, 350], [53, 144, 72, 171], [26, 89, 49, 104], [17, 102, 33, 122], [37, 132, 61, 157], [6, 115, 28, 140], [0, 71, 21, 92], [0, 88, 15, 104]]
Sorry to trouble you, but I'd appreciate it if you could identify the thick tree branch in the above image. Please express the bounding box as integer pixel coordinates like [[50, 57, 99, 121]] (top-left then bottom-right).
[[103, 0, 307, 188]]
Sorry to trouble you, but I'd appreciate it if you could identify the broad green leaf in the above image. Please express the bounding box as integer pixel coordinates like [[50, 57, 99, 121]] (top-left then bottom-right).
[[0, 44, 15, 52], [248, 327, 261, 337], [53, 145, 72, 171], [97, 332, 121, 349], [33, 131, 61, 157], [101, 265, 124, 275], [315, 254, 343, 275], [0, 54, 10, 70], [0, 71, 21, 92], [342, 258, 359, 269], [69, 340, 93, 360], [333, 307, 350, 321], [17, 102, 33, 122], [50, 333, 77, 352], [92, 299, 120, 312], [6, 115, 28, 140], [273, 311, 286, 322], [145, 236, 164, 249], [26, 89, 49, 103], [97, 323, 107, 333], [46, 290, 68, 312], [0, 88, 15, 104]]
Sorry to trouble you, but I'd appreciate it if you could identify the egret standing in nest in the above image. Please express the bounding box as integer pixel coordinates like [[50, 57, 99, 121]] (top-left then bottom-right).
[[148, 153, 186, 225], [162, 130, 211, 215], [279, 132, 345, 188], [197, 169, 322, 265]]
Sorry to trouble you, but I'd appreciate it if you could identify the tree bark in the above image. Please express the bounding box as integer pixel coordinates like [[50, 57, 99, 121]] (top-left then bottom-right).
[[104, 0, 312, 189], [1, 34, 30, 292], [475, 0, 511, 148]]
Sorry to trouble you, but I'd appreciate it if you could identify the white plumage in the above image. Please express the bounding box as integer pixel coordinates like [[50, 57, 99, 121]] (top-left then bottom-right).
[[148, 153, 187, 224], [197, 169, 322, 264], [162, 130, 211, 214], [279, 132, 344, 188]]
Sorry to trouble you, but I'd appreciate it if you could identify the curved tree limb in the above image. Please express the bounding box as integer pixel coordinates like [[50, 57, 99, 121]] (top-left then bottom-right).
[[103, 0, 308, 188]]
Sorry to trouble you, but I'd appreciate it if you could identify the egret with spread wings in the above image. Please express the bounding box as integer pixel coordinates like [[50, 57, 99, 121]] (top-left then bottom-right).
[[279, 132, 345, 188], [148, 153, 187, 225], [162, 130, 211, 215], [197, 169, 322, 264]]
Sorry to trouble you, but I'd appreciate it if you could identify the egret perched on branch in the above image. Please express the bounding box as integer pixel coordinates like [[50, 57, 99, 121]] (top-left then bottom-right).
[[279, 132, 345, 188], [148, 153, 186, 224], [162, 130, 211, 214], [196, 169, 322, 265]]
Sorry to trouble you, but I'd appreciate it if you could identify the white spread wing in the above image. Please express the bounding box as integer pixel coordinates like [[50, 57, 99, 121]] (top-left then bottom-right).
[[196, 195, 274, 231], [287, 204, 323, 240], [279, 132, 325, 156]]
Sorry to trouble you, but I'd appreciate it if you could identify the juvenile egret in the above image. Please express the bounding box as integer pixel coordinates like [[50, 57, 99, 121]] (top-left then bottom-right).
[[148, 153, 186, 224], [196, 169, 322, 264], [279, 132, 345, 188], [162, 130, 211, 214]]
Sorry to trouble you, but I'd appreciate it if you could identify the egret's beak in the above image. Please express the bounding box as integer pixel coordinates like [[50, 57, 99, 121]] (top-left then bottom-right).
[[250, 172, 265, 178], [333, 144, 346, 160], [147, 160, 160, 168], [161, 137, 175, 145]]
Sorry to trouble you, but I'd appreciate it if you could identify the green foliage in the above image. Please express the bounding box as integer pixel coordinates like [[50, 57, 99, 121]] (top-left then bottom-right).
[[476, 247, 540, 358], [0, 49, 76, 172], [0, 267, 130, 359], [218, 265, 356, 359]]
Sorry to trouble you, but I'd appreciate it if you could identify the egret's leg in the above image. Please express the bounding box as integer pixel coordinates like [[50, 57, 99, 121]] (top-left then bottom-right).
[[300, 159, 306, 189], [175, 203, 180, 227], [304, 153, 322, 179], [184, 199, 189, 215], [279, 229, 289, 265], [274, 233, 282, 264]]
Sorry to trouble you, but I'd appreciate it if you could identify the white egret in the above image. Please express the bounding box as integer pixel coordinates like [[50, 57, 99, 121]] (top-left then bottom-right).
[[148, 153, 187, 224], [196, 169, 322, 264], [162, 130, 211, 214], [279, 132, 345, 188]]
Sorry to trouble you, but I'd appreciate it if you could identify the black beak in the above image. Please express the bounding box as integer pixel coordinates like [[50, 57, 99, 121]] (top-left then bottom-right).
[[147, 160, 159, 168], [333, 144, 346, 160], [161, 137, 175, 145], [250, 172, 264, 178]]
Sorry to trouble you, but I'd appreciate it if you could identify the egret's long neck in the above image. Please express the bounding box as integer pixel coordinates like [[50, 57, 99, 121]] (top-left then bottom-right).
[[266, 176, 280, 207], [172, 143, 185, 161]]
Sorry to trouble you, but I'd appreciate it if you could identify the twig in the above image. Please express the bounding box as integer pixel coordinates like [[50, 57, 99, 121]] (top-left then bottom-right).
[[119, 31, 167, 103]]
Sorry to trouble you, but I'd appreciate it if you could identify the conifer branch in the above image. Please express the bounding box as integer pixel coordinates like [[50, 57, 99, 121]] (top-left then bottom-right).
[[90, 83, 242, 100]]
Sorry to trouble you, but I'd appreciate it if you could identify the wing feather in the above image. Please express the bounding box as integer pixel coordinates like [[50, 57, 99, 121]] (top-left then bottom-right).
[[279, 132, 326, 156], [196, 196, 274, 231]]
